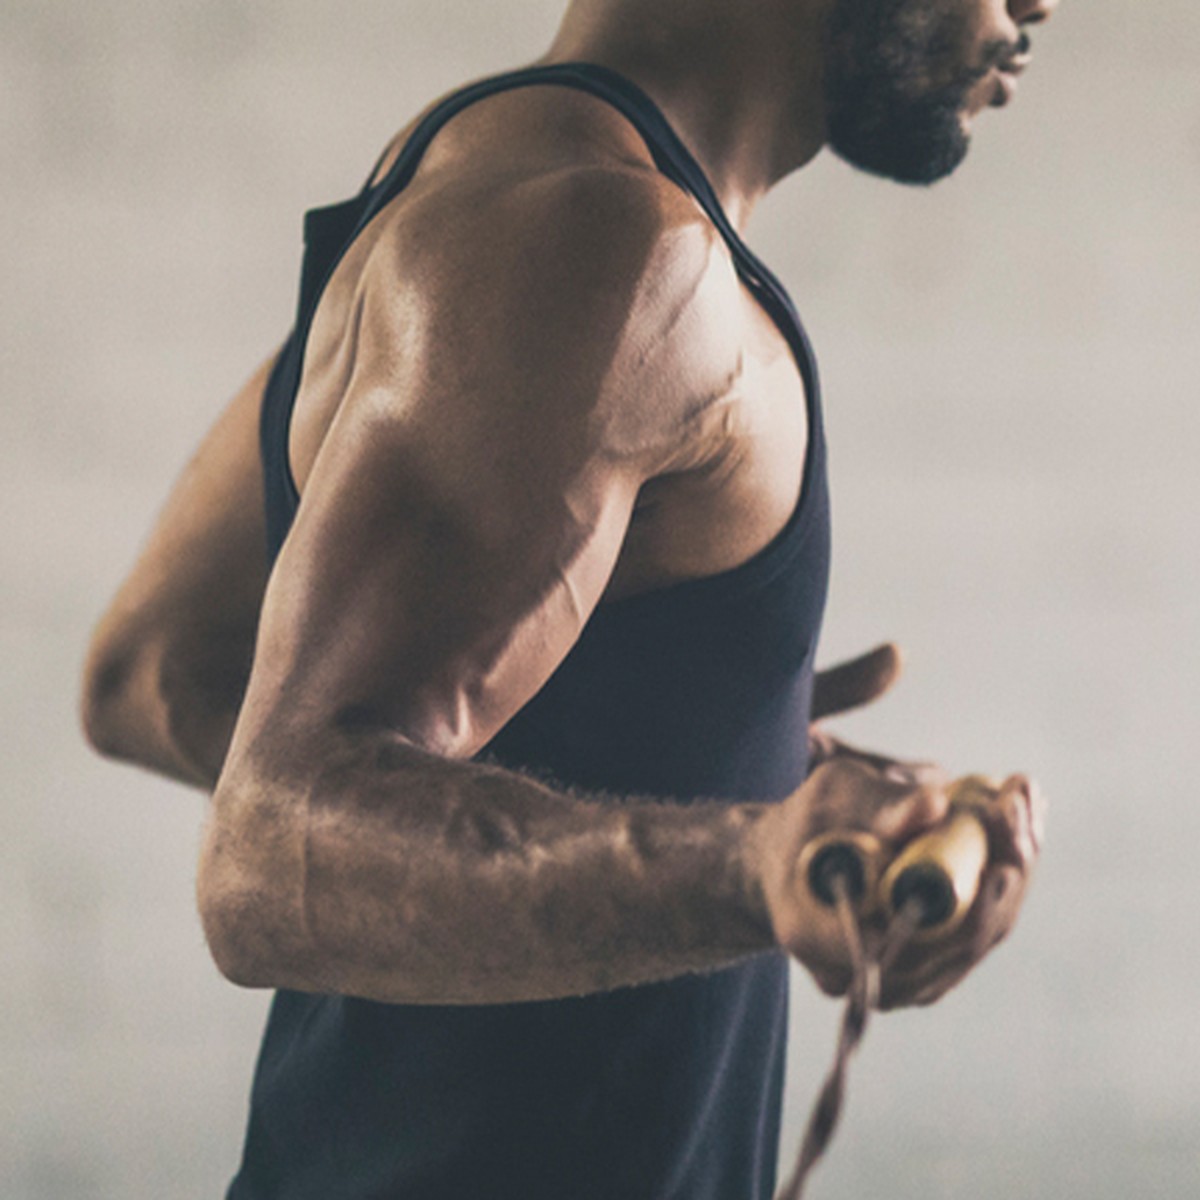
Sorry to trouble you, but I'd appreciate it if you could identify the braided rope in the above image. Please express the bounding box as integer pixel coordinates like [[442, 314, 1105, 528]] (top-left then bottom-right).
[[775, 886, 923, 1200]]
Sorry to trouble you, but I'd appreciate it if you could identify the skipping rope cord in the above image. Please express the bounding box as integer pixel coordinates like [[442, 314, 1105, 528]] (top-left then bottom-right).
[[775, 882, 924, 1200]]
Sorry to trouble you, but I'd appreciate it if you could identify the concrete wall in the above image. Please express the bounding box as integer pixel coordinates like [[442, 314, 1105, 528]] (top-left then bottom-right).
[[3, 1, 1198, 1195]]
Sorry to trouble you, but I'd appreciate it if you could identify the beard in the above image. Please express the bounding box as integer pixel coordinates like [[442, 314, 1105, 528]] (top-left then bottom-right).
[[822, 0, 1012, 186]]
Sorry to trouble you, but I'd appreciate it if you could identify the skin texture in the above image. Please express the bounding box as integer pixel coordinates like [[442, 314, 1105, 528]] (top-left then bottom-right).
[[83, 0, 1056, 1009]]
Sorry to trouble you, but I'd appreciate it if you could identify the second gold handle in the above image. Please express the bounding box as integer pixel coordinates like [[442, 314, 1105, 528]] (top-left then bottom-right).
[[880, 809, 988, 938]]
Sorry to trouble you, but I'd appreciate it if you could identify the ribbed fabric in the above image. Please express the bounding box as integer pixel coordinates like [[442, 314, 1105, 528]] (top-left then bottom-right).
[[237, 63, 831, 1200]]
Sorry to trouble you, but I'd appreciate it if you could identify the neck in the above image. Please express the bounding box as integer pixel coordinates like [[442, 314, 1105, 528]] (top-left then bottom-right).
[[541, 0, 829, 228]]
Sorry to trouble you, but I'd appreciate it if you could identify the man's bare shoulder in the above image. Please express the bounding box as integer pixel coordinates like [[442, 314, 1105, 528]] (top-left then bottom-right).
[[342, 143, 747, 471]]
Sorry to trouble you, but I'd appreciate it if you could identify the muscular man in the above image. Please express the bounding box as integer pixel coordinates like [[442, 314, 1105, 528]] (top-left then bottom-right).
[[82, 1, 1054, 1196]]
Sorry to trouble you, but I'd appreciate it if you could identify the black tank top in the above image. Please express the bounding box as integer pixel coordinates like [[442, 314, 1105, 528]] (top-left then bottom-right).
[[235, 63, 831, 1200]]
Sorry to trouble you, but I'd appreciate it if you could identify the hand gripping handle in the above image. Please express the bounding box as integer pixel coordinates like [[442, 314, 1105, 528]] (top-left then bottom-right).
[[800, 777, 993, 938]]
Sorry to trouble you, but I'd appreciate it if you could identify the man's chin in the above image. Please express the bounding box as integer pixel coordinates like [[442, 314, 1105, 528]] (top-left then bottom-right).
[[827, 113, 971, 186]]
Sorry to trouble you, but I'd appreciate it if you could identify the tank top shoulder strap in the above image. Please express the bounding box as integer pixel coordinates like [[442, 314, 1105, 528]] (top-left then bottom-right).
[[359, 63, 821, 406], [262, 62, 825, 563]]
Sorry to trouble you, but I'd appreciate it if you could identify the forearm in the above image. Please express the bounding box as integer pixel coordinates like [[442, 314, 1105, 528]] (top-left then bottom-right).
[[81, 354, 275, 792], [81, 630, 248, 791], [102, 687, 235, 792], [199, 736, 778, 1005]]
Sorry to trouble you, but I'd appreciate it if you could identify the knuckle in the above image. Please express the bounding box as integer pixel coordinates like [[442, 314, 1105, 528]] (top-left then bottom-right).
[[813, 966, 850, 998], [914, 983, 948, 1007], [911, 782, 950, 819], [807, 728, 836, 764], [805, 758, 842, 791]]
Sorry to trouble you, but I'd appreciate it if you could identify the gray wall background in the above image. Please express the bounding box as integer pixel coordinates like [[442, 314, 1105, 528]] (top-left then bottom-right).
[[3, 1, 1197, 1196]]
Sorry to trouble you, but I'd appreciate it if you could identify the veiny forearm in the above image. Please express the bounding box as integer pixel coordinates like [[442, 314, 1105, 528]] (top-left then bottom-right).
[[199, 735, 778, 1005]]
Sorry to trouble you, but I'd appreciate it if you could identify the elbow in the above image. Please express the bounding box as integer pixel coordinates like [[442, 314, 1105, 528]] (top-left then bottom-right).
[[81, 625, 231, 786], [199, 902, 272, 990], [80, 633, 141, 761], [197, 854, 278, 990], [196, 789, 306, 991], [197, 900, 252, 988]]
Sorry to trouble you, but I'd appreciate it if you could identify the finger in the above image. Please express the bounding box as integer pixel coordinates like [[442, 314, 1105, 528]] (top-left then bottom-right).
[[906, 961, 974, 1008], [810, 962, 854, 1000], [879, 953, 971, 1009], [810, 732, 948, 788], [879, 864, 1026, 1007], [972, 775, 1044, 873], [888, 760, 948, 788], [806, 724, 839, 769], [810, 643, 903, 722], [802, 760, 950, 840], [869, 781, 951, 843], [973, 864, 1027, 947]]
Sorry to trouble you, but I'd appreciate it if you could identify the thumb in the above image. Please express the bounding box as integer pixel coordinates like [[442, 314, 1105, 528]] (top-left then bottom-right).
[[810, 643, 903, 722]]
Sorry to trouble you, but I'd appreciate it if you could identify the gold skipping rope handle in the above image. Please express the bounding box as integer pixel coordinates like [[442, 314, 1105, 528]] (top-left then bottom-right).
[[778, 789, 993, 1200], [797, 830, 886, 915], [880, 806, 989, 937], [800, 780, 992, 934]]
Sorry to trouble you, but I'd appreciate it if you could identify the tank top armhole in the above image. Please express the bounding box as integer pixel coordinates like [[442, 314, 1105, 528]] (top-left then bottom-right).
[[260, 62, 828, 595]]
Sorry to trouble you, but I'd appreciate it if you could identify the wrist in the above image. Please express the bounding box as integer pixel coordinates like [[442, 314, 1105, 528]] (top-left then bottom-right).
[[731, 800, 787, 951]]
